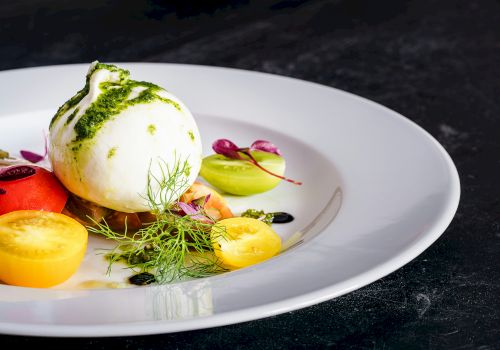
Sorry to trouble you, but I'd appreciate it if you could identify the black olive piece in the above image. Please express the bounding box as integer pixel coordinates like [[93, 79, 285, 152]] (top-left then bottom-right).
[[129, 272, 156, 286], [271, 212, 294, 224]]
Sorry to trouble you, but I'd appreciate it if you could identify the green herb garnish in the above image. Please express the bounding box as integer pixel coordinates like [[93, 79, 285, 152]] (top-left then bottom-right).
[[88, 157, 227, 284], [241, 209, 275, 225]]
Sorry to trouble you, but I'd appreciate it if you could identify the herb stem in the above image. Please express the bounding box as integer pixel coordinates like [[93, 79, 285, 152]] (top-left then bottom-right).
[[239, 148, 302, 185], [89, 157, 227, 284]]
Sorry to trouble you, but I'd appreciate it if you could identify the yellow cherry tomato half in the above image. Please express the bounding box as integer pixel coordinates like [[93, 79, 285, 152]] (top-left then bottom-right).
[[0, 210, 88, 288], [211, 217, 281, 268]]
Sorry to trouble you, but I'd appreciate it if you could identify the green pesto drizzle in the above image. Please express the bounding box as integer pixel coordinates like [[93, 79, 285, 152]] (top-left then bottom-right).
[[71, 143, 82, 152], [49, 62, 182, 153], [107, 147, 117, 159], [188, 130, 195, 141], [147, 124, 157, 135], [241, 209, 275, 225], [50, 88, 86, 129], [50, 62, 127, 129], [73, 80, 181, 143], [65, 107, 80, 125]]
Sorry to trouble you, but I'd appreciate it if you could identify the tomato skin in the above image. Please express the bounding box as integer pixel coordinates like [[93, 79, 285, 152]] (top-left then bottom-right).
[[0, 166, 68, 215], [0, 210, 88, 288], [200, 151, 286, 196], [211, 217, 281, 268]]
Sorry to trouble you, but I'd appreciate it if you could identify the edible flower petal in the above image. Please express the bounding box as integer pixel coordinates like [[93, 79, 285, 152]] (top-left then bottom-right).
[[20, 133, 48, 163], [250, 140, 282, 156], [211, 138, 301, 185], [212, 139, 242, 159], [20, 150, 46, 163], [177, 201, 213, 224]]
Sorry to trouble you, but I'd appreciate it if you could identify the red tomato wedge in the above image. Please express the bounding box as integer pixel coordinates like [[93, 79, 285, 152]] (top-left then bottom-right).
[[0, 165, 68, 215]]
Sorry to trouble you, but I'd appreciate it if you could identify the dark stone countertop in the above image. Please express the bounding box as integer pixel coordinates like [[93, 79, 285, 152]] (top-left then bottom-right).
[[1, 1, 499, 348]]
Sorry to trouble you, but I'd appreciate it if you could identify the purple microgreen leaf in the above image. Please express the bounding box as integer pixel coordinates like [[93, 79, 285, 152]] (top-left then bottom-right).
[[177, 201, 214, 224], [204, 193, 211, 206], [212, 139, 242, 159], [20, 132, 49, 163], [20, 150, 45, 163], [211, 138, 302, 186], [193, 194, 211, 208], [190, 214, 214, 224], [177, 201, 199, 216], [0, 165, 37, 182], [250, 140, 282, 156]]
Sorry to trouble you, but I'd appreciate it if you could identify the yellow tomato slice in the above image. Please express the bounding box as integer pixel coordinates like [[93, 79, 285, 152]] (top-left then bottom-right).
[[0, 210, 88, 288], [211, 217, 281, 268]]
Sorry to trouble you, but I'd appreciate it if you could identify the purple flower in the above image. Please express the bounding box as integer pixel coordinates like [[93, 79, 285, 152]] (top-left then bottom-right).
[[177, 201, 213, 224]]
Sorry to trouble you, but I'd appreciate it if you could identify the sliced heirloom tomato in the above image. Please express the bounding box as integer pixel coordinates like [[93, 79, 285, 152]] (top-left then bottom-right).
[[0, 210, 88, 288], [200, 151, 286, 196], [0, 165, 68, 215], [211, 217, 281, 268]]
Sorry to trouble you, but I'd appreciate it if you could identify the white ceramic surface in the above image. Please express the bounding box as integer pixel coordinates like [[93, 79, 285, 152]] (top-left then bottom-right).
[[0, 63, 459, 337]]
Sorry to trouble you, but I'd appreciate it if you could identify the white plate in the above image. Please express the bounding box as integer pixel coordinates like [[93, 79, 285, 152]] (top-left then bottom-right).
[[0, 63, 459, 337]]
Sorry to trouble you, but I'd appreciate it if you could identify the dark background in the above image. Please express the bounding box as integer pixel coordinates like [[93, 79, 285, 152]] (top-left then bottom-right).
[[1, 0, 499, 348]]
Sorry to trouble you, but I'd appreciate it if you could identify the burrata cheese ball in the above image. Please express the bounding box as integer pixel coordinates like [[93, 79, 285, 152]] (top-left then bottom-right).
[[49, 61, 202, 213]]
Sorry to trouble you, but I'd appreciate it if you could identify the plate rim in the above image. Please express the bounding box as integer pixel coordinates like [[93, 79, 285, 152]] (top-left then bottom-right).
[[0, 62, 460, 337]]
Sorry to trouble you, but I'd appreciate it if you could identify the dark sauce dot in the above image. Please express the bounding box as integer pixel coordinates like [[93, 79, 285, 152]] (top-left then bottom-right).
[[129, 272, 156, 286], [272, 212, 294, 224], [0, 188, 5, 195]]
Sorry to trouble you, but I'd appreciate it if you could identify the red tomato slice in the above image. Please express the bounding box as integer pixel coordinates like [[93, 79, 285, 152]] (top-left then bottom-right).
[[0, 165, 68, 215]]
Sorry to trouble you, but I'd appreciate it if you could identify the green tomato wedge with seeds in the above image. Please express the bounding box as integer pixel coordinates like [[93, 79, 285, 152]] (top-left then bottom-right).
[[200, 150, 285, 195]]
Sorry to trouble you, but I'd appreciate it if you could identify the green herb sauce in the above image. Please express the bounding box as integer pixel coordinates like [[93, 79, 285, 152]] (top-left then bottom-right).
[[188, 130, 195, 142], [147, 124, 157, 135], [241, 209, 275, 225], [50, 62, 124, 129], [49, 62, 182, 153], [107, 147, 117, 159], [65, 107, 80, 125], [72, 80, 179, 143]]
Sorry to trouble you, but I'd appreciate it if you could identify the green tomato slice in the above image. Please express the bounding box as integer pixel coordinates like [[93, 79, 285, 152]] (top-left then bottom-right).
[[200, 151, 285, 196]]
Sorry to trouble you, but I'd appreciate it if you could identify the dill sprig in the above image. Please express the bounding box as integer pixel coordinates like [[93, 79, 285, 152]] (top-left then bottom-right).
[[88, 157, 227, 284], [145, 157, 190, 214]]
